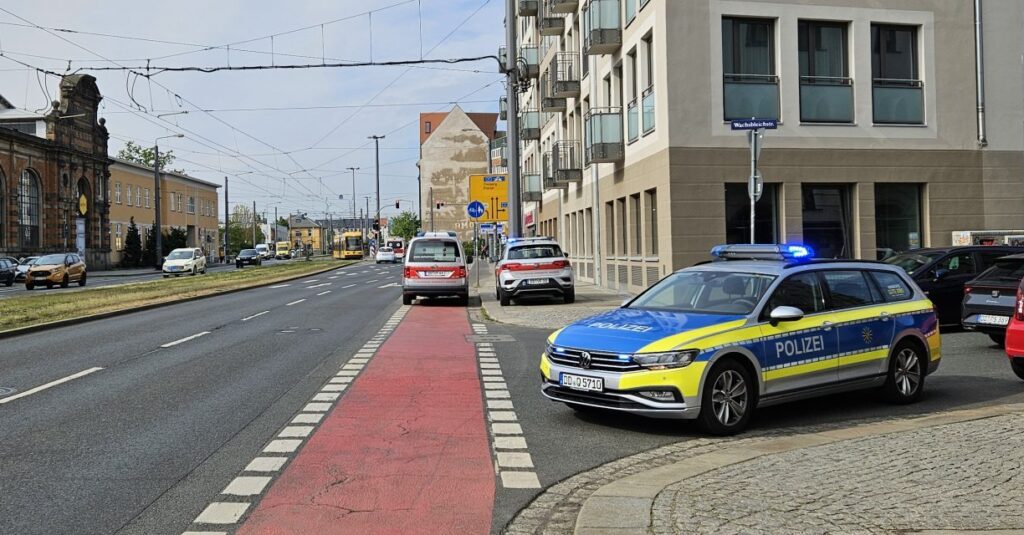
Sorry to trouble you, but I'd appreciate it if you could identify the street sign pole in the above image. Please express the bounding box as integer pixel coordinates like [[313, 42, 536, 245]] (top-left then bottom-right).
[[749, 129, 758, 245], [474, 222, 480, 288], [733, 118, 774, 245]]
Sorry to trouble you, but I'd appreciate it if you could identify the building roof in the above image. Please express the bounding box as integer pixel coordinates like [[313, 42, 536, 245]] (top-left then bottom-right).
[[419, 106, 499, 145], [110, 157, 222, 189], [289, 215, 322, 228]]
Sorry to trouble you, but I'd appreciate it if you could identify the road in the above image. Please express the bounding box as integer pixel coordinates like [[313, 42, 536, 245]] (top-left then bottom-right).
[[2, 269, 1022, 534], [0, 261, 404, 535]]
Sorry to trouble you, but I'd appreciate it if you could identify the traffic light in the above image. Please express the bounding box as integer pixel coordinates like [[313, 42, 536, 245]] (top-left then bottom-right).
[[395, 201, 400, 209]]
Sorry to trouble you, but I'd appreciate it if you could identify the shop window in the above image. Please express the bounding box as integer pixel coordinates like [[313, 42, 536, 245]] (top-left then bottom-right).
[[725, 183, 779, 244], [874, 183, 922, 258], [802, 184, 852, 258], [644, 188, 658, 255]]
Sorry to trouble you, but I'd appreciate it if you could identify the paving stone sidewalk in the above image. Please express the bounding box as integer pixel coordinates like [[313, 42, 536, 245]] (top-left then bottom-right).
[[504, 404, 1024, 535]]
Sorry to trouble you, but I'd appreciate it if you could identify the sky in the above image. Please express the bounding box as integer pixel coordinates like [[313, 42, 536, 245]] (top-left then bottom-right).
[[0, 0, 507, 222]]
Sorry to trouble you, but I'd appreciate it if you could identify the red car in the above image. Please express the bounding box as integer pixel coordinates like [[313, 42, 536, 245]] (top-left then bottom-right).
[[1007, 278, 1024, 380]]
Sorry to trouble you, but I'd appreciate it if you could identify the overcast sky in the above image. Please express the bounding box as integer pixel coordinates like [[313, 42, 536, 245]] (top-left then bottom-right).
[[0, 0, 506, 221]]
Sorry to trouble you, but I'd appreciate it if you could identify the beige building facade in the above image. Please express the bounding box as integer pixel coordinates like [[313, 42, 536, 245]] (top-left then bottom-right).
[[518, 0, 1024, 292], [108, 158, 220, 264]]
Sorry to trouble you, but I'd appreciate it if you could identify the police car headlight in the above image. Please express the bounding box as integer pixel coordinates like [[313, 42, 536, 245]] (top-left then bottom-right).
[[633, 350, 699, 370]]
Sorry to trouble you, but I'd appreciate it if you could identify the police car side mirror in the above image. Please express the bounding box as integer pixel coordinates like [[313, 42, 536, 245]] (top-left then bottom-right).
[[769, 306, 805, 326]]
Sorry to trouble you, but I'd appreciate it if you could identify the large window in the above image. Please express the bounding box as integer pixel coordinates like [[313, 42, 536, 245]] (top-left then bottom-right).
[[616, 197, 627, 256], [798, 21, 852, 123], [722, 17, 779, 120], [644, 188, 658, 255], [626, 48, 639, 142], [604, 201, 614, 253], [630, 193, 641, 255], [126, 184, 133, 206], [115, 182, 122, 204], [871, 24, 923, 124], [875, 183, 922, 258], [725, 183, 779, 245], [802, 184, 852, 259], [641, 33, 655, 134], [18, 169, 41, 248]]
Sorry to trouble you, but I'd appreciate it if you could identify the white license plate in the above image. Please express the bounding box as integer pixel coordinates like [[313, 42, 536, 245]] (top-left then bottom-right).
[[421, 271, 452, 278], [978, 314, 1010, 326], [560, 373, 603, 392], [526, 278, 549, 285]]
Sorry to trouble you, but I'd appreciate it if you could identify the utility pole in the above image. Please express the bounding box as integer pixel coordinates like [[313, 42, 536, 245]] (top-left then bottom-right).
[[273, 206, 278, 242], [153, 133, 183, 268], [368, 135, 384, 242], [252, 200, 257, 247], [505, 0, 522, 238], [346, 167, 359, 219], [223, 177, 229, 260]]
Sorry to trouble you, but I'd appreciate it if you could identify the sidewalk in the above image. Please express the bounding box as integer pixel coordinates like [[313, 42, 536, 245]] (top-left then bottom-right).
[[470, 260, 631, 329], [505, 403, 1024, 535]]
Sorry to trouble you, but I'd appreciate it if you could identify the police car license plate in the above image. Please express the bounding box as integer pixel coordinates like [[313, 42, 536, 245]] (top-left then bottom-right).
[[526, 278, 549, 285], [978, 314, 1010, 326], [560, 373, 603, 392]]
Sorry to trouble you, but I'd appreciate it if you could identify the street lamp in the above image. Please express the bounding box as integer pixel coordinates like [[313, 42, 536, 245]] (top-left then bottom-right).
[[368, 135, 385, 240], [154, 133, 184, 269], [346, 167, 359, 220]]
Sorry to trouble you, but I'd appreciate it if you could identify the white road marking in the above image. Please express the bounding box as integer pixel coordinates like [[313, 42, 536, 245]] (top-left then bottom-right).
[[378, 282, 400, 288], [307, 283, 331, 289], [222, 476, 272, 496], [366, 279, 379, 284], [488, 410, 517, 421], [161, 331, 211, 348], [245, 457, 289, 472], [317, 291, 331, 296], [0, 367, 104, 405], [494, 436, 528, 449], [278, 426, 314, 438], [194, 502, 249, 524], [301, 279, 319, 284], [496, 452, 534, 468], [269, 284, 290, 289], [342, 284, 356, 289], [328, 276, 339, 279], [491, 422, 523, 434], [263, 439, 302, 453], [241, 311, 269, 322], [500, 471, 541, 489], [291, 413, 323, 424], [286, 299, 306, 306]]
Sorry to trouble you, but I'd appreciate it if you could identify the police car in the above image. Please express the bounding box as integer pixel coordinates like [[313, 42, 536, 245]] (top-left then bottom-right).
[[540, 244, 941, 435]]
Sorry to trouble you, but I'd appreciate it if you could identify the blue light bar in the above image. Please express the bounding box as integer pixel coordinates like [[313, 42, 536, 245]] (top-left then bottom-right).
[[710, 244, 815, 261]]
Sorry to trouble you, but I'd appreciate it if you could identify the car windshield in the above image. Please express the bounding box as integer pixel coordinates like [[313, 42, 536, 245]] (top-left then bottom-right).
[[241, 249, 257, 256], [22, 257, 39, 266], [344, 237, 362, 251], [36, 254, 68, 265], [885, 251, 944, 275], [166, 250, 193, 260], [409, 240, 460, 262], [977, 258, 1024, 282], [628, 270, 776, 315], [507, 244, 562, 260]]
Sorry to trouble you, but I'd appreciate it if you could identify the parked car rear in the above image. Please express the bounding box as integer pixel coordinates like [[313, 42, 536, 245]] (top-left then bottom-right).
[[0, 258, 16, 287], [1005, 278, 1024, 380], [963, 254, 1024, 346], [402, 232, 468, 306], [494, 237, 575, 306]]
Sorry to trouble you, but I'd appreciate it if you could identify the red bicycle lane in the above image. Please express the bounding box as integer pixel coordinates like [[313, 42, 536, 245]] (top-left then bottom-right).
[[236, 305, 494, 535]]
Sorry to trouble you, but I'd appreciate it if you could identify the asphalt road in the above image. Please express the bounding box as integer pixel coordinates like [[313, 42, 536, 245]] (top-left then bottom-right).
[[0, 261, 404, 535], [0, 259, 302, 299], [486, 320, 1024, 533]]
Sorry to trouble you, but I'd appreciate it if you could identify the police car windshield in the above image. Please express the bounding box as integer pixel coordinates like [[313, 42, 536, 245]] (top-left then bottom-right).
[[884, 251, 943, 275], [628, 271, 776, 315]]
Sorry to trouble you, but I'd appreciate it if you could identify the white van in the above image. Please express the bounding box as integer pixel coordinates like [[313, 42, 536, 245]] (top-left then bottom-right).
[[255, 243, 271, 259]]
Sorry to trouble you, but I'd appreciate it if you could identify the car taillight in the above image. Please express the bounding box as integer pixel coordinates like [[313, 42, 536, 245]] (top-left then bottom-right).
[[964, 286, 973, 296], [453, 267, 467, 278], [1016, 289, 1024, 321], [404, 267, 418, 279], [500, 262, 523, 272]]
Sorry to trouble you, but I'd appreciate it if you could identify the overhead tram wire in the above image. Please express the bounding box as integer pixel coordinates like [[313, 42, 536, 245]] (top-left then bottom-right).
[[70, 56, 498, 75]]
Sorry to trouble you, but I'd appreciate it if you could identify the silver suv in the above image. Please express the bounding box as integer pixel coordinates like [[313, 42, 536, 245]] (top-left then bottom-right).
[[402, 232, 469, 306], [495, 237, 574, 306]]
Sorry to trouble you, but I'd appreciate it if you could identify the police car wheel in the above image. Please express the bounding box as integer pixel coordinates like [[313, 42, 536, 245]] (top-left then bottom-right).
[[699, 360, 753, 435], [884, 343, 925, 404], [1012, 358, 1024, 381]]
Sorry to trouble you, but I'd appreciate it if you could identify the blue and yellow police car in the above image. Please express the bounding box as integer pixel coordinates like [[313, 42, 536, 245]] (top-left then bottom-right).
[[540, 244, 941, 434]]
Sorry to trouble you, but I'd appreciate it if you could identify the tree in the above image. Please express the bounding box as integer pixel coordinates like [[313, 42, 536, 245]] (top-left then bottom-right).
[[122, 217, 143, 267], [226, 205, 265, 253], [389, 211, 421, 241], [116, 140, 182, 173], [142, 224, 157, 267], [163, 227, 188, 256], [276, 217, 289, 228]]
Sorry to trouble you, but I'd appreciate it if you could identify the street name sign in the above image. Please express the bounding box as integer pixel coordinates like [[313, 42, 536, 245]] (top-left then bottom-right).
[[730, 118, 778, 131]]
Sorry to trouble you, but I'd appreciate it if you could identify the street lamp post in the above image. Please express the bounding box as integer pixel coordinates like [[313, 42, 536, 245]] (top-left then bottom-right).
[[368, 135, 385, 241], [346, 167, 359, 219], [153, 133, 184, 268]]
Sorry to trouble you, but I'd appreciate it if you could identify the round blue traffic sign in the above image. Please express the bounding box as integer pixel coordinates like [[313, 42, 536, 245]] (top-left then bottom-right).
[[467, 201, 486, 219]]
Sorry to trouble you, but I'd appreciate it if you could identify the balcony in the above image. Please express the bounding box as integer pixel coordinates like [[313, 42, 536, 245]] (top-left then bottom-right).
[[540, 74, 567, 112], [723, 74, 780, 121], [519, 0, 539, 16], [546, 0, 579, 15], [585, 107, 624, 163], [551, 52, 580, 99], [520, 45, 540, 79], [542, 153, 567, 191], [539, 11, 565, 36], [551, 140, 583, 184], [499, 96, 508, 121], [873, 79, 924, 125], [800, 77, 853, 123], [489, 136, 508, 173], [523, 172, 543, 202], [520, 109, 541, 140], [584, 0, 621, 55]]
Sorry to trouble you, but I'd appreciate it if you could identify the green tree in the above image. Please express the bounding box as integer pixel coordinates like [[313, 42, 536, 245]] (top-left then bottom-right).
[[116, 140, 182, 172], [142, 224, 157, 267], [389, 210, 421, 241], [163, 227, 188, 256], [122, 217, 143, 267], [276, 216, 289, 228], [225, 204, 265, 253]]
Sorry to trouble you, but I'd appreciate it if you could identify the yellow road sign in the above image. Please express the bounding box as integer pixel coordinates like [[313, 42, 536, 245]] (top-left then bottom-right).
[[469, 174, 508, 223]]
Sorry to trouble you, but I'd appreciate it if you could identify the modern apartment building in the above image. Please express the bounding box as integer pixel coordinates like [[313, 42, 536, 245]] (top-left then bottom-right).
[[515, 0, 1024, 292]]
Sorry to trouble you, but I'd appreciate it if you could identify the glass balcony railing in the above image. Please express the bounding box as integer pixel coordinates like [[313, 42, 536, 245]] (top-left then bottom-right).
[[627, 99, 638, 142], [519, 0, 539, 16], [584, 0, 621, 55], [520, 46, 540, 78], [723, 74, 780, 121], [800, 77, 854, 123], [873, 79, 924, 125], [520, 109, 541, 140], [642, 86, 655, 134], [547, 0, 578, 15], [551, 140, 583, 183], [524, 173, 543, 201], [585, 107, 624, 163]]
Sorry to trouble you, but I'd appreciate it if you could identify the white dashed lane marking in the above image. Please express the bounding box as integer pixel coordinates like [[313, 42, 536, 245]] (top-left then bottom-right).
[[269, 284, 290, 289], [0, 367, 104, 405], [342, 284, 356, 289], [285, 299, 306, 306], [161, 332, 211, 348], [317, 291, 331, 296], [241, 311, 269, 322]]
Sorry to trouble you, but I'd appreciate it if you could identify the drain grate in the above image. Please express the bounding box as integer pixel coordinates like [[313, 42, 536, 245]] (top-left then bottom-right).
[[465, 334, 516, 343]]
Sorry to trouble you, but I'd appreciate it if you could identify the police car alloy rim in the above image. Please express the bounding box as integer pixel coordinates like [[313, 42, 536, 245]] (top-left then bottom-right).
[[894, 348, 921, 396], [711, 370, 747, 426]]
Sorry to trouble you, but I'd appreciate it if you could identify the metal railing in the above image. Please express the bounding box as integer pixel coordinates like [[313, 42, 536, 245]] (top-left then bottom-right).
[[641, 86, 656, 134], [552, 52, 581, 98], [585, 107, 624, 163], [799, 76, 853, 123], [872, 78, 924, 124], [552, 140, 583, 182], [584, 0, 621, 55], [723, 73, 779, 121], [626, 98, 639, 142]]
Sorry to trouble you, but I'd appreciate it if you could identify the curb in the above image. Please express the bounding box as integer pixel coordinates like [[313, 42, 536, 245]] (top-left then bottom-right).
[[572, 402, 1024, 535], [0, 262, 355, 341]]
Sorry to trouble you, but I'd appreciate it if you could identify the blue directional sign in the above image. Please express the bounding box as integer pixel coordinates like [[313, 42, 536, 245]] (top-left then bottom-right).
[[730, 118, 778, 131], [479, 223, 506, 233], [467, 200, 486, 219]]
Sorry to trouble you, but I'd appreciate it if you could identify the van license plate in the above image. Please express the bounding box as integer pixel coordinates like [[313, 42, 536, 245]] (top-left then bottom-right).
[[978, 314, 1010, 326], [560, 373, 603, 392]]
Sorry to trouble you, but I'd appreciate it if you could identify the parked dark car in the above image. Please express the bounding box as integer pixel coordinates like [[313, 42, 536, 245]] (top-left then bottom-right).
[[236, 249, 262, 268], [885, 246, 1024, 326], [962, 253, 1024, 346], [0, 258, 16, 286]]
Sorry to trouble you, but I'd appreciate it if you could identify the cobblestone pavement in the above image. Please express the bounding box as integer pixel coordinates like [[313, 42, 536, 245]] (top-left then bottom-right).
[[503, 411, 1024, 535], [653, 413, 1024, 535]]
